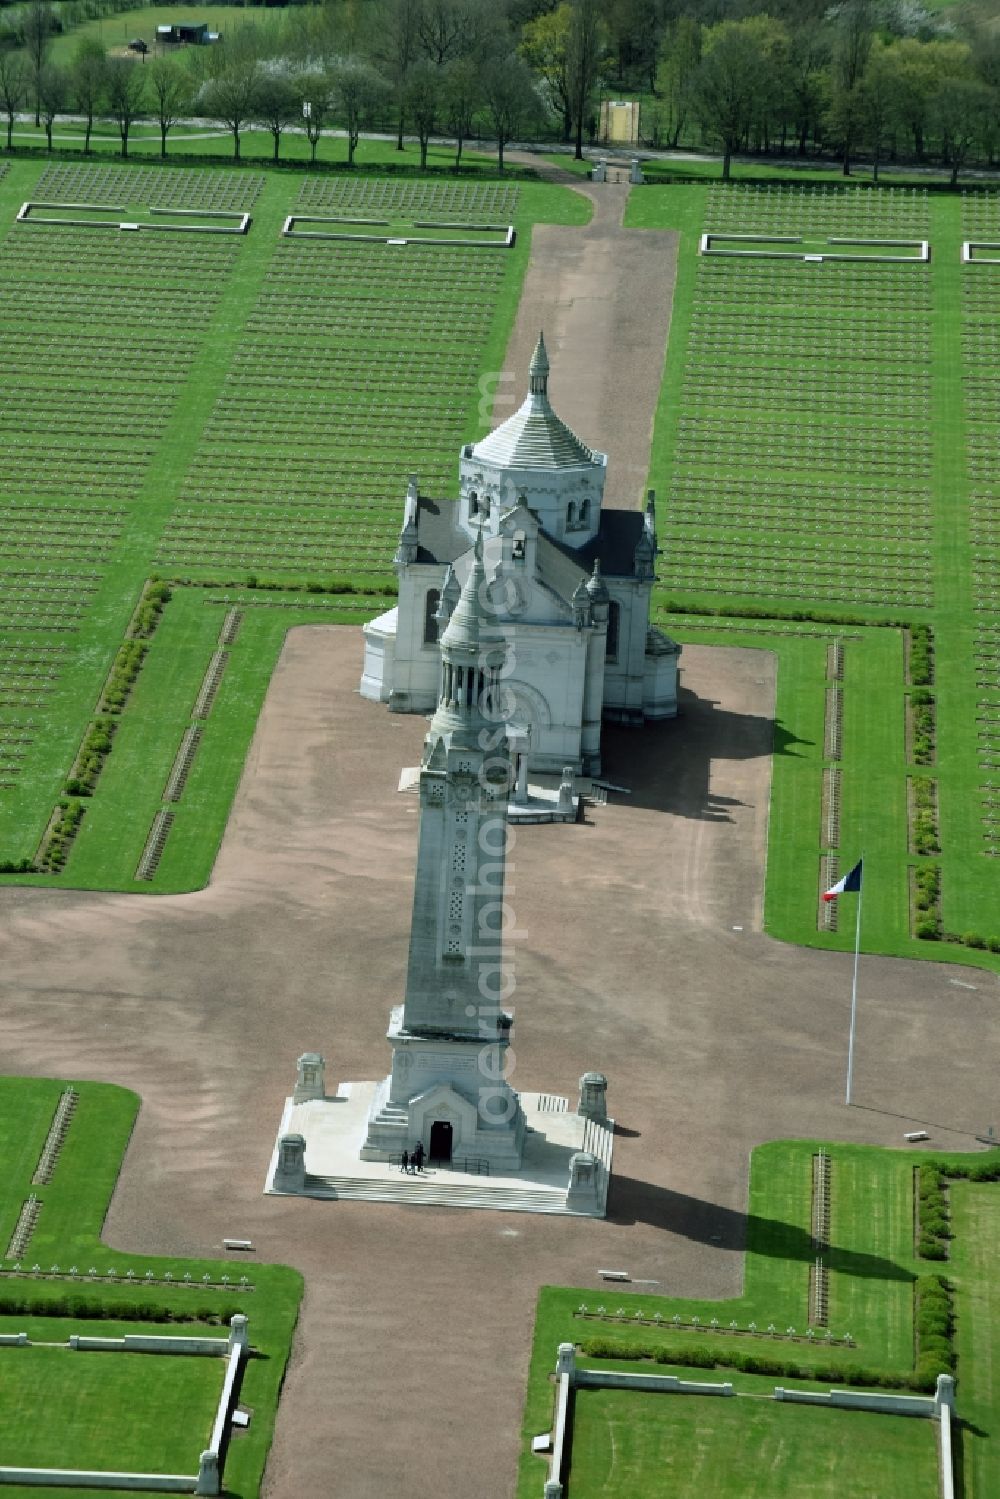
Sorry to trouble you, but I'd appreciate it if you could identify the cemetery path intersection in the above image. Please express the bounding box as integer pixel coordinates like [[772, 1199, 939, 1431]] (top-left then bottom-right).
[[0, 632, 997, 1499]]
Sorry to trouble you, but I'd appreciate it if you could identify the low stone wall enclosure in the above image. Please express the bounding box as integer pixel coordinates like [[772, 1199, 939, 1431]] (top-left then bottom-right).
[[0, 1315, 250, 1494], [539, 1345, 956, 1499]]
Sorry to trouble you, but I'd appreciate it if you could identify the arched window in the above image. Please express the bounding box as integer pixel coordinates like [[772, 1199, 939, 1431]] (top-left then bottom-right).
[[567, 501, 577, 527], [512, 530, 526, 561], [606, 601, 621, 663], [469, 491, 479, 516], [424, 589, 441, 645], [579, 497, 590, 524]]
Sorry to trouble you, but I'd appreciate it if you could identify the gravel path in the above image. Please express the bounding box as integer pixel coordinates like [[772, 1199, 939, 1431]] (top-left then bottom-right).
[[1, 633, 996, 1499], [496, 158, 677, 511]]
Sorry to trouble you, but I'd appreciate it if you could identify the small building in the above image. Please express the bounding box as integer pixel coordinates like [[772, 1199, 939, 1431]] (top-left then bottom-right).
[[156, 22, 216, 45]]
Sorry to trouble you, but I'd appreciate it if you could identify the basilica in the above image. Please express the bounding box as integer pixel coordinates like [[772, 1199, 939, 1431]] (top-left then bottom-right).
[[360, 335, 680, 775]]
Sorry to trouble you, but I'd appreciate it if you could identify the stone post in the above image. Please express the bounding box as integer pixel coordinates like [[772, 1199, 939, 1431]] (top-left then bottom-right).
[[566, 1151, 601, 1213], [935, 1373, 956, 1414], [228, 1313, 249, 1353], [293, 1052, 325, 1103], [544, 1482, 563, 1499], [591, 160, 606, 183], [557, 768, 574, 816], [195, 1451, 220, 1496], [629, 158, 643, 185], [556, 1342, 577, 1382], [577, 1072, 608, 1121], [273, 1133, 306, 1192]]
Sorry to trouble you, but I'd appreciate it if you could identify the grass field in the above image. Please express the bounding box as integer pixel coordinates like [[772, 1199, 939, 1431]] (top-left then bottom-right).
[[567, 1381, 938, 1499], [0, 156, 586, 892], [519, 1140, 1000, 1498], [0, 1076, 301, 1498], [0, 1344, 222, 1468], [626, 179, 1000, 968]]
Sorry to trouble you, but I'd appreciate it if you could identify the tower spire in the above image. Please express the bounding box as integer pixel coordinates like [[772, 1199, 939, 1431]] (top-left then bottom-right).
[[528, 331, 550, 400]]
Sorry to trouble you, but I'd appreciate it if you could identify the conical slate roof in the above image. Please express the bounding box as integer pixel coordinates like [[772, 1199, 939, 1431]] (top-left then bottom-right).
[[440, 531, 487, 654], [471, 333, 595, 472]]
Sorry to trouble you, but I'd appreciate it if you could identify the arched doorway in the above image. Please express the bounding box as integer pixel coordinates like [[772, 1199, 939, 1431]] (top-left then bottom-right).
[[429, 1120, 453, 1163]]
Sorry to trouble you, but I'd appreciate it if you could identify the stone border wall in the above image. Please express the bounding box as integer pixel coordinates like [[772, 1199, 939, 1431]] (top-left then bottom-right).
[[0, 1316, 248, 1496], [540, 1345, 956, 1499]]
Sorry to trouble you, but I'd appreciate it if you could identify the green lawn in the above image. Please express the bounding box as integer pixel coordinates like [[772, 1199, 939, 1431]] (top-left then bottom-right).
[[627, 179, 1000, 967], [519, 1140, 1000, 1498], [946, 1182, 1000, 1496], [0, 157, 586, 892], [0, 1077, 302, 1498], [0, 1344, 221, 1469], [567, 1383, 938, 1499]]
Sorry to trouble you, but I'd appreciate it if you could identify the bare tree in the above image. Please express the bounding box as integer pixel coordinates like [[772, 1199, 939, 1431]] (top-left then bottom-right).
[[566, 0, 604, 160], [417, 0, 474, 67], [254, 67, 298, 163], [369, 0, 421, 149], [0, 54, 28, 152], [71, 39, 107, 156], [443, 56, 479, 169], [330, 60, 387, 166], [37, 62, 67, 152], [21, 0, 55, 129], [297, 70, 333, 165], [404, 59, 440, 169], [105, 58, 146, 160], [147, 56, 190, 159], [200, 63, 260, 162], [481, 52, 534, 174]]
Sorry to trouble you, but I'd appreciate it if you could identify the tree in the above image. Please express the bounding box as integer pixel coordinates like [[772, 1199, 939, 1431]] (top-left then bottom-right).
[[404, 59, 440, 169], [443, 56, 479, 169], [694, 21, 766, 181], [655, 17, 702, 151], [147, 57, 190, 159], [330, 60, 386, 166], [105, 58, 146, 160], [932, 75, 991, 185], [297, 69, 333, 165], [858, 42, 902, 182], [566, 0, 604, 161], [200, 63, 260, 162], [0, 54, 27, 152], [71, 39, 106, 156], [368, 0, 420, 150], [21, 0, 55, 129], [254, 67, 298, 163], [37, 62, 67, 152], [481, 51, 534, 174], [827, 0, 874, 176], [786, 24, 827, 156], [520, 3, 572, 141], [417, 0, 476, 67]]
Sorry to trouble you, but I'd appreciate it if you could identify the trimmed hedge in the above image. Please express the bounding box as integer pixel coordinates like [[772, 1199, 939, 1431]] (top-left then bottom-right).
[[577, 1336, 941, 1392], [909, 625, 934, 686], [910, 689, 935, 766], [0, 1290, 244, 1324], [916, 1164, 950, 1259]]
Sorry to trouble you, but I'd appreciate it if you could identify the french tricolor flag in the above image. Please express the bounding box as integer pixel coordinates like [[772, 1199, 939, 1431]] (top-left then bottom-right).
[[823, 858, 863, 901]]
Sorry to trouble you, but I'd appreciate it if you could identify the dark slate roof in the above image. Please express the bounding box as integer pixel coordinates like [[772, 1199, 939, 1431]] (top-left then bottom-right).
[[414, 497, 645, 580]]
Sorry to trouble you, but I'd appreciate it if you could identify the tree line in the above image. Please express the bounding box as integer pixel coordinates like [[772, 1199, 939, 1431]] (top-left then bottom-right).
[[1, 0, 999, 178]]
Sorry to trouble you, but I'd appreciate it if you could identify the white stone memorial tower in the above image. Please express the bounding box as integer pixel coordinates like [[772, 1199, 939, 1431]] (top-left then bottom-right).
[[361, 533, 527, 1171]]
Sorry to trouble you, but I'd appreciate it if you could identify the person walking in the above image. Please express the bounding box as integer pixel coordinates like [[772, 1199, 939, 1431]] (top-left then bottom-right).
[[401, 1149, 409, 1174], [413, 1141, 424, 1172]]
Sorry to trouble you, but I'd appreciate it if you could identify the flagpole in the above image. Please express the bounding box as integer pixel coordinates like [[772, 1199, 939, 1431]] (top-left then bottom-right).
[[845, 859, 863, 1106]]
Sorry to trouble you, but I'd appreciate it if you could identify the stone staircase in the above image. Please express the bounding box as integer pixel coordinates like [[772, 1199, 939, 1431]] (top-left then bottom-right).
[[303, 1172, 578, 1215]]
